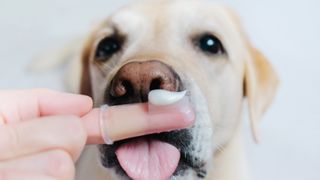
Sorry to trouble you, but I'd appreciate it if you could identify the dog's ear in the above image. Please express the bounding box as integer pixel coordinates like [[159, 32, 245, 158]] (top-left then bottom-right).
[[80, 41, 93, 97], [244, 47, 279, 142], [223, 6, 279, 142]]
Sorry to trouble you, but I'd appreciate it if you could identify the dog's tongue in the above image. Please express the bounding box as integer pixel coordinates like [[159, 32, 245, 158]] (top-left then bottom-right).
[[116, 138, 180, 180]]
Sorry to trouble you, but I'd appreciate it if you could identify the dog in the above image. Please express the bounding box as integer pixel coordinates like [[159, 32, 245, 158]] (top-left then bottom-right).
[[73, 0, 279, 179]]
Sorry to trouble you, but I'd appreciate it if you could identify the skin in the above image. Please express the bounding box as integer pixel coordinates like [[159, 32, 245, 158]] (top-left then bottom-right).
[[0, 89, 194, 180]]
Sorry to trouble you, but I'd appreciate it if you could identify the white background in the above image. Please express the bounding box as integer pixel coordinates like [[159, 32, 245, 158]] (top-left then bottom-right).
[[0, 0, 319, 179]]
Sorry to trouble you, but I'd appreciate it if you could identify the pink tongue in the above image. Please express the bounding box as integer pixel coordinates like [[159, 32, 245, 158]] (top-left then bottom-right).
[[116, 139, 180, 180]]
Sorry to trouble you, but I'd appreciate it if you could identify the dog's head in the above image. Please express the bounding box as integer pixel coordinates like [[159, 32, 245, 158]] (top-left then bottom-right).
[[79, 0, 278, 179]]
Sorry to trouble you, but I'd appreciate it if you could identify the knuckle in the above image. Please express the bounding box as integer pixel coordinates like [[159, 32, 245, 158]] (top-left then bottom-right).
[[47, 150, 75, 179], [62, 116, 87, 158], [10, 126, 21, 147], [65, 116, 87, 142], [0, 126, 21, 158]]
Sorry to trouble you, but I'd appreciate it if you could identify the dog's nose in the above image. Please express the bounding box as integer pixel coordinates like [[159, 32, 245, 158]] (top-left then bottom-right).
[[109, 60, 181, 103]]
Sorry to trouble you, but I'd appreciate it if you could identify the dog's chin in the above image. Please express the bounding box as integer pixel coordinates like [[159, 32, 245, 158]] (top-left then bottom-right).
[[98, 96, 208, 179]]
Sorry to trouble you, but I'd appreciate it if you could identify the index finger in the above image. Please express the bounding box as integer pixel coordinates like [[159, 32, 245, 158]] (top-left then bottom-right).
[[82, 103, 195, 145], [0, 89, 92, 124]]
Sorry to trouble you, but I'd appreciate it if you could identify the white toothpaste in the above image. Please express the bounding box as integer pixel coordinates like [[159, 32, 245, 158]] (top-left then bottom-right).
[[148, 90, 187, 106]]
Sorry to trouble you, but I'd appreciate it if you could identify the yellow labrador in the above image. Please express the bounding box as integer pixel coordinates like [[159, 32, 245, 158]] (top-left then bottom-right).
[[74, 0, 279, 179]]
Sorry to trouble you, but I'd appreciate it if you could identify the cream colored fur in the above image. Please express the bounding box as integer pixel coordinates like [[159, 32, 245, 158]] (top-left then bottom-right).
[[46, 0, 280, 179]]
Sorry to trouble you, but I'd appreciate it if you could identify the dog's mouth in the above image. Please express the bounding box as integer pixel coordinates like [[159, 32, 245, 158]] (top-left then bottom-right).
[[98, 60, 207, 179], [100, 128, 196, 179], [99, 93, 206, 179]]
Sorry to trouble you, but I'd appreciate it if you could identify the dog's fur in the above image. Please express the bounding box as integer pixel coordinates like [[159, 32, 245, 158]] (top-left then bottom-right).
[[70, 0, 279, 179]]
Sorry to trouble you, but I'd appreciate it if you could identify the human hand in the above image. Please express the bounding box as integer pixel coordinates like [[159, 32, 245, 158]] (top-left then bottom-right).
[[0, 89, 92, 180], [0, 89, 194, 180]]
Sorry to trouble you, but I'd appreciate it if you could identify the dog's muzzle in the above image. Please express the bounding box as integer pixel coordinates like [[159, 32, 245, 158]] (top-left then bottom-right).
[[99, 60, 206, 179]]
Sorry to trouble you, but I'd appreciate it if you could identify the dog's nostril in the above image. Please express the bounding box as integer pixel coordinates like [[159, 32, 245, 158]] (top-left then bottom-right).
[[111, 79, 134, 97], [122, 80, 134, 96], [150, 78, 162, 91]]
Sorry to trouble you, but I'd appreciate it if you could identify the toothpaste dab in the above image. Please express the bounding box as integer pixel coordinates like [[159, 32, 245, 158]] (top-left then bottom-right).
[[148, 90, 187, 106]]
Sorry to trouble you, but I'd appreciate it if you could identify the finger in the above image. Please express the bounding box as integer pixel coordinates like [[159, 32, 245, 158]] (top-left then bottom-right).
[[0, 89, 92, 124], [0, 116, 86, 161], [0, 170, 56, 180], [0, 150, 74, 180], [82, 103, 195, 144]]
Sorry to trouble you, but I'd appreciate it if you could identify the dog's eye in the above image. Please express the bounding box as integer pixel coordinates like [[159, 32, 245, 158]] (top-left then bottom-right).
[[198, 34, 224, 54], [95, 37, 121, 61]]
